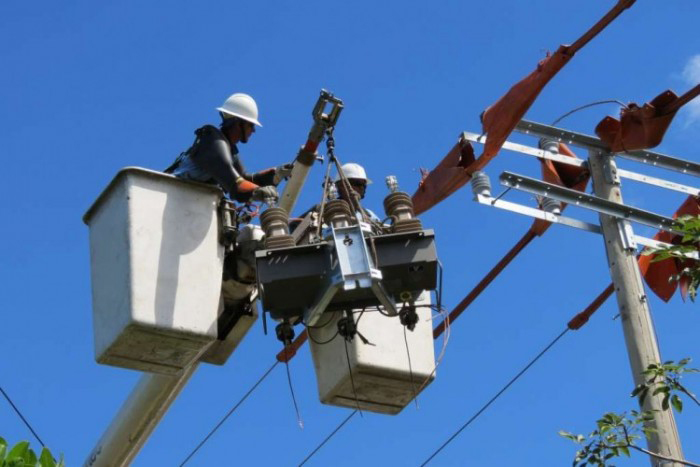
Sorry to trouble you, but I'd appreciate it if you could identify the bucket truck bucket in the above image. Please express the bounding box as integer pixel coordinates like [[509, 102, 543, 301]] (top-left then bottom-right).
[[309, 291, 436, 414], [83, 168, 223, 374]]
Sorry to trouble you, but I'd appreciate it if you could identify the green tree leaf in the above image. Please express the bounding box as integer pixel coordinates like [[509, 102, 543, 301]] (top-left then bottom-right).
[[670, 394, 683, 413], [0, 437, 7, 461], [7, 441, 30, 461]]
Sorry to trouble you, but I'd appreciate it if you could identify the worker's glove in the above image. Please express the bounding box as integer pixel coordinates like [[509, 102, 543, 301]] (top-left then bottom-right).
[[251, 185, 279, 203], [273, 163, 294, 185]]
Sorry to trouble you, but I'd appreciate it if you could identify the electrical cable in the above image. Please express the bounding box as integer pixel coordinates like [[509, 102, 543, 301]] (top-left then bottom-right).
[[307, 326, 340, 345], [0, 385, 45, 447], [297, 410, 358, 467], [416, 305, 450, 395], [551, 99, 628, 127], [419, 327, 570, 466], [304, 311, 337, 329], [179, 360, 279, 466]]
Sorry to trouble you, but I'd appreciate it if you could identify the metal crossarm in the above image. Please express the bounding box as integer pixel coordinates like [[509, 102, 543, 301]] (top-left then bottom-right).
[[498, 171, 682, 234], [462, 131, 700, 197], [514, 119, 700, 177]]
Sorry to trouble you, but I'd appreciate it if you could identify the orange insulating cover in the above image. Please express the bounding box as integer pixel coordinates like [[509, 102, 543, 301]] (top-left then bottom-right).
[[596, 84, 700, 152], [529, 143, 590, 236], [479, 46, 572, 171], [411, 0, 634, 215], [638, 195, 700, 302], [479, 0, 635, 171], [412, 135, 476, 216]]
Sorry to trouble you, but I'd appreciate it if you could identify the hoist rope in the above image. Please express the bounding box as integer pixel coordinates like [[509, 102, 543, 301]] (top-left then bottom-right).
[[315, 128, 338, 239], [284, 347, 305, 430], [297, 410, 358, 467]]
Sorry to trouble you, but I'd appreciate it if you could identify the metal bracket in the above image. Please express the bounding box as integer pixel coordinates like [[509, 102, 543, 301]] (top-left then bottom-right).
[[603, 155, 621, 186], [218, 199, 238, 249], [617, 219, 637, 251], [304, 224, 397, 326], [312, 89, 344, 128]]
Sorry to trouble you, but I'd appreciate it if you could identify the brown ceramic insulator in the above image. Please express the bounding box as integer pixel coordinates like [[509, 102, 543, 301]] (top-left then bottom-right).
[[323, 199, 353, 227], [384, 191, 422, 233], [264, 234, 296, 250], [260, 207, 295, 249], [392, 218, 424, 234]]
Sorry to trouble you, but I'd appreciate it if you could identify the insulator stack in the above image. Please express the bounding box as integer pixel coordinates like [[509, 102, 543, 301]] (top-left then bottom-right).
[[537, 139, 562, 215], [540, 196, 562, 215], [470, 171, 492, 197], [323, 199, 353, 228], [383, 191, 423, 233], [260, 207, 295, 249], [539, 137, 559, 153]]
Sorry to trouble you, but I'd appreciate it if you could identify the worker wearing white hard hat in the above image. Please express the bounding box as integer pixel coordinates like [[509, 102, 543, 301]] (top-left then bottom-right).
[[333, 162, 381, 222], [165, 92, 292, 203], [334, 162, 372, 201]]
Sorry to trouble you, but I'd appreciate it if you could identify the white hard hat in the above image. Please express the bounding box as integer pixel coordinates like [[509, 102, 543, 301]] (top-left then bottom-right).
[[217, 93, 262, 127], [335, 163, 372, 184]]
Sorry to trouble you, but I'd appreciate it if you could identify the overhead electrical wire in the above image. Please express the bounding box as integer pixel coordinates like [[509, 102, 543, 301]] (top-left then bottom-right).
[[0, 385, 46, 447], [179, 361, 279, 466], [297, 411, 358, 467], [295, 283, 609, 466], [419, 327, 570, 466]]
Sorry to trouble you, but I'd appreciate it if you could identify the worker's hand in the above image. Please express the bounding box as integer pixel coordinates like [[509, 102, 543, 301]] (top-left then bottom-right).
[[251, 185, 279, 203], [273, 163, 294, 185]]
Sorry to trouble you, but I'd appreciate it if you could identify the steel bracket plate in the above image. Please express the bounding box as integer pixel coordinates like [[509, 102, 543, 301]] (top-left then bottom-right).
[[617, 219, 637, 251], [304, 224, 397, 326], [603, 156, 621, 186]]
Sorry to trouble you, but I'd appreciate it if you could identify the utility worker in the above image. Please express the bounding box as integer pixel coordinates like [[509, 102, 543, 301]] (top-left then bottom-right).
[[165, 93, 292, 203], [334, 162, 380, 222]]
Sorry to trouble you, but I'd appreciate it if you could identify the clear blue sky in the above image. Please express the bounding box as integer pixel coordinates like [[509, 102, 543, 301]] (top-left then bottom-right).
[[2, 1, 699, 465]]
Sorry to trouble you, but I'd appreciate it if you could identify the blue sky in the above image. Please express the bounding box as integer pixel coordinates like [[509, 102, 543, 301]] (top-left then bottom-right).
[[2, 1, 699, 465]]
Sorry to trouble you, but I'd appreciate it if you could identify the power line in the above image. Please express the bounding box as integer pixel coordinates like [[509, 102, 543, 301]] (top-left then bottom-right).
[[179, 361, 279, 466], [298, 410, 358, 466], [0, 385, 45, 447], [420, 327, 570, 466]]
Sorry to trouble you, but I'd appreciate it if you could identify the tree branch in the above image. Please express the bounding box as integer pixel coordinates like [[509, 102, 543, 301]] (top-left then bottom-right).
[[678, 386, 700, 407], [627, 444, 700, 467]]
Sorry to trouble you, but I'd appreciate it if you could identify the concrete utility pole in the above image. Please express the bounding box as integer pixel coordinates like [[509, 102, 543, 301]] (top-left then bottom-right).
[[84, 364, 198, 467], [588, 150, 684, 466]]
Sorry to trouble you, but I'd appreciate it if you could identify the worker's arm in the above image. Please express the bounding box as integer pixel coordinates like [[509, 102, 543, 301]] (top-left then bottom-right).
[[234, 156, 291, 187]]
